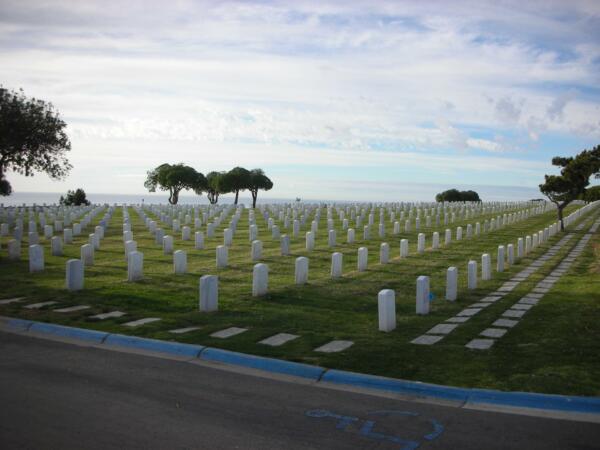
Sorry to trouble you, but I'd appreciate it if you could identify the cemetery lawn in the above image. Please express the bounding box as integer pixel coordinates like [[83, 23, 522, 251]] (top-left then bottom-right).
[[1, 205, 599, 396]]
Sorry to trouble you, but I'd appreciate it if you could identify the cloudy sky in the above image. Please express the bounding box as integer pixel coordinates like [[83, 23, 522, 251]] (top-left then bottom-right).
[[1, 0, 599, 201]]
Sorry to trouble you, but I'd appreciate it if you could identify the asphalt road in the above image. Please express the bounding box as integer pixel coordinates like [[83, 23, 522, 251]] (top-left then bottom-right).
[[0, 331, 598, 450]]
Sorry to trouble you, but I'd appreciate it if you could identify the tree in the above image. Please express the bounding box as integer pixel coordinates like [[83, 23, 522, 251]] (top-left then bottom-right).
[[0, 86, 72, 195], [581, 185, 600, 202], [59, 188, 91, 206], [144, 163, 206, 205], [248, 168, 273, 208], [223, 166, 250, 205], [539, 145, 600, 231], [205, 171, 230, 204], [435, 189, 481, 202]]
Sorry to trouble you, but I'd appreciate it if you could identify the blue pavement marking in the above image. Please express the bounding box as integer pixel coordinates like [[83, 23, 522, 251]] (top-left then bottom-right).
[[322, 369, 469, 403], [199, 347, 326, 381], [103, 334, 204, 358], [6, 318, 34, 331], [28, 322, 108, 343]]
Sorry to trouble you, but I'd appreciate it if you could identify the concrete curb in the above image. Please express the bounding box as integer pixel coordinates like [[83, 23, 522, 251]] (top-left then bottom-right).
[[3, 317, 600, 417]]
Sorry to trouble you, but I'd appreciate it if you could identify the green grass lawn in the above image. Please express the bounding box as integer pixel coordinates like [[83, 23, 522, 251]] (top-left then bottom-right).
[[1, 202, 599, 396]]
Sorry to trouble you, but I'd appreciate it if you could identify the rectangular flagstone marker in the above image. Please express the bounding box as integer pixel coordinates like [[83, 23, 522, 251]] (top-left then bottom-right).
[[314, 340, 354, 353], [216, 245, 228, 268], [378, 289, 396, 332], [128, 251, 144, 281], [512, 303, 533, 311], [457, 308, 481, 317], [259, 333, 300, 347], [480, 328, 507, 338], [252, 263, 269, 296], [29, 244, 44, 272], [502, 309, 526, 318], [411, 335, 444, 345], [24, 301, 58, 309], [169, 326, 201, 334], [331, 252, 343, 279], [123, 318, 161, 327], [295, 256, 309, 284], [0, 297, 26, 305], [466, 339, 495, 350], [445, 316, 470, 323], [199, 275, 219, 312], [427, 323, 457, 335], [445, 267, 457, 301], [416, 275, 430, 315], [211, 327, 248, 339], [493, 318, 519, 328], [54, 305, 90, 313], [66, 259, 84, 291], [519, 298, 539, 305], [357, 247, 368, 271], [90, 311, 126, 320], [470, 302, 491, 308]]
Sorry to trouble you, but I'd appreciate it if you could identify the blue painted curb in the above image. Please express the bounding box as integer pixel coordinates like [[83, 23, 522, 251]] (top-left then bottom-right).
[[6, 318, 34, 331], [104, 334, 204, 358], [29, 322, 108, 343], [322, 369, 469, 403], [200, 347, 326, 381], [468, 388, 600, 414]]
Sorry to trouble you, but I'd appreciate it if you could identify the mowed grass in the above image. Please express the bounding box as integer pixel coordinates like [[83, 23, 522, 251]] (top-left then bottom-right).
[[1, 203, 599, 395]]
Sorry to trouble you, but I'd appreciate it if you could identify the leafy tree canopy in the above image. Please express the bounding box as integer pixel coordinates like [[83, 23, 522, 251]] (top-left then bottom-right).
[[144, 163, 206, 205], [581, 185, 600, 202], [539, 144, 600, 230], [248, 168, 273, 208], [223, 166, 251, 204], [435, 189, 481, 202], [0, 86, 72, 196], [59, 188, 90, 206], [206, 171, 230, 204]]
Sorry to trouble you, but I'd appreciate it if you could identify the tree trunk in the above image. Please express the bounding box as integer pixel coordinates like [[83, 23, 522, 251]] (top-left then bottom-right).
[[557, 205, 564, 231], [234, 190, 239, 205], [252, 191, 257, 208]]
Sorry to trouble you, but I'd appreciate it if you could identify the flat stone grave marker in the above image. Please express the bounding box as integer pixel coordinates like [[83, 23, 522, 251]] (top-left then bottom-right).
[[259, 333, 300, 347], [445, 316, 470, 323], [480, 296, 502, 303], [169, 326, 202, 334], [527, 293, 544, 299], [493, 318, 519, 328], [466, 339, 495, 350], [512, 303, 533, 311], [502, 309, 526, 318], [123, 318, 161, 327], [0, 297, 26, 305], [480, 328, 507, 338], [426, 324, 457, 335], [54, 305, 90, 313], [518, 298, 539, 305], [211, 327, 248, 339], [90, 311, 126, 320], [314, 340, 354, 353], [24, 301, 58, 309], [470, 302, 491, 308], [457, 308, 481, 317], [411, 335, 444, 345]]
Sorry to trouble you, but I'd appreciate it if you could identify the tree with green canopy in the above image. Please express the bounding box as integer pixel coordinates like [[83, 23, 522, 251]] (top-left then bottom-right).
[[59, 188, 90, 206], [144, 163, 206, 205], [206, 171, 229, 204], [435, 189, 481, 202], [0, 86, 72, 196], [539, 145, 600, 231], [223, 166, 251, 205], [581, 185, 600, 202], [248, 168, 273, 208]]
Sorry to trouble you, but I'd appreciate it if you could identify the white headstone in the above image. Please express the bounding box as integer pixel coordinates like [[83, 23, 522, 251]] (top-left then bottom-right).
[[251, 240, 262, 261], [195, 231, 205, 249], [295, 256, 309, 284], [252, 263, 268, 296], [497, 245, 505, 272], [446, 267, 457, 301], [65, 259, 84, 291], [517, 238, 524, 258], [432, 232, 439, 249], [182, 226, 191, 241], [357, 247, 368, 271], [280, 234, 290, 256], [127, 251, 144, 281], [63, 228, 73, 244], [216, 245, 228, 268], [507, 244, 514, 265], [380, 242, 390, 264], [199, 275, 218, 312], [8, 239, 20, 260], [163, 235, 174, 255], [347, 228, 355, 244], [468, 260, 477, 289], [174, 250, 187, 274], [81, 244, 94, 266], [51, 236, 63, 256], [224, 228, 233, 247], [305, 231, 315, 251], [481, 253, 491, 280], [445, 229, 451, 246], [400, 239, 409, 258], [29, 244, 44, 272], [417, 233, 425, 253], [328, 229, 336, 247], [378, 289, 396, 332], [331, 252, 343, 278], [416, 275, 430, 315]]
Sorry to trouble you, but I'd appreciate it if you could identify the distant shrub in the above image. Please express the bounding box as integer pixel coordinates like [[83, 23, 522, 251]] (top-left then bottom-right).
[[435, 189, 481, 202]]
